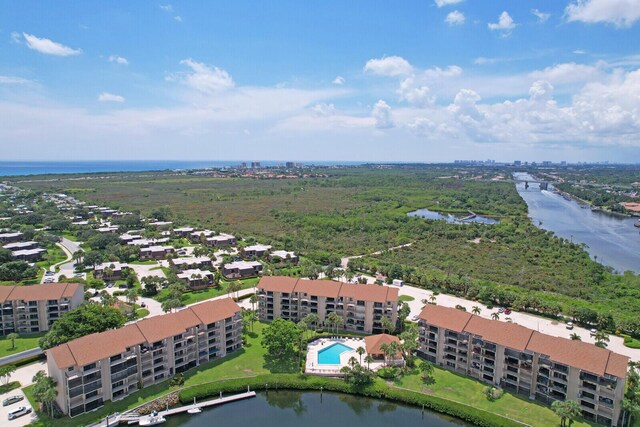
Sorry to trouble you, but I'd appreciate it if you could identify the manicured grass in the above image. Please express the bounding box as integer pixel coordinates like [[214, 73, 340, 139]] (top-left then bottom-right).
[[398, 295, 415, 302], [394, 366, 591, 427], [155, 277, 259, 305], [623, 334, 640, 349], [129, 260, 159, 265], [36, 246, 68, 271], [135, 308, 150, 318], [0, 333, 44, 358]]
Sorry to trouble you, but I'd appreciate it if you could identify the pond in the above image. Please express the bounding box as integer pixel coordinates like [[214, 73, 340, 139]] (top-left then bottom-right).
[[407, 208, 499, 225], [162, 391, 469, 427]]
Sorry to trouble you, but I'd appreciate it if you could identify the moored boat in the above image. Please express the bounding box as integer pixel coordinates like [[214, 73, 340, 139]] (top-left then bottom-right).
[[187, 407, 202, 414]]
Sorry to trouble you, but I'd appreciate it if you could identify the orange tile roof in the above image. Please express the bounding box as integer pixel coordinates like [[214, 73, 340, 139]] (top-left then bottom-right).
[[0, 283, 82, 302], [365, 334, 401, 356], [464, 316, 533, 352], [339, 283, 398, 303], [257, 276, 299, 293], [258, 276, 399, 303], [418, 304, 472, 333], [135, 308, 201, 344], [419, 304, 629, 379], [294, 279, 342, 298], [47, 298, 242, 369], [189, 298, 241, 325]]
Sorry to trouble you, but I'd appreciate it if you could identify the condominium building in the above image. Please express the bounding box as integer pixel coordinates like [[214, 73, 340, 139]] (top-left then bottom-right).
[[47, 298, 242, 416], [417, 305, 628, 426], [257, 276, 399, 334], [222, 260, 263, 279], [0, 283, 84, 335]]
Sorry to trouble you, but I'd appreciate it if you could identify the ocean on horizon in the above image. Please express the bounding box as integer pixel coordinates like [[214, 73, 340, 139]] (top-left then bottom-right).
[[0, 160, 363, 177]]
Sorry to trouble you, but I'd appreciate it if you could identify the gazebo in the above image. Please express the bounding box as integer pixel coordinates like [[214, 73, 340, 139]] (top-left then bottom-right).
[[364, 333, 404, 366]]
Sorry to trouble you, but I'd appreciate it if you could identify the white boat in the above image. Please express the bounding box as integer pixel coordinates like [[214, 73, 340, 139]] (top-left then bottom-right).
[[187, 407, 202, 414], [139, 412, 166, 426]]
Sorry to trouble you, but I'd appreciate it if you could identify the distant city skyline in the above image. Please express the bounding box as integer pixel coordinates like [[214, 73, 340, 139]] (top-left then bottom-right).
[[1, 1, 640, 162]]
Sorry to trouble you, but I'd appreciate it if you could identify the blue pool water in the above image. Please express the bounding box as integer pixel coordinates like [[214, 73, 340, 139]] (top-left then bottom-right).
[[317, 343, 353, 365]]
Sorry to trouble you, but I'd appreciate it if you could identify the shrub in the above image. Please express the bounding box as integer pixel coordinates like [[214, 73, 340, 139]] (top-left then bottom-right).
[[377, 367, 401, 379], [483, 386, 504, 402], [179, 374, 523, 427], [170, 373, 185, 387]]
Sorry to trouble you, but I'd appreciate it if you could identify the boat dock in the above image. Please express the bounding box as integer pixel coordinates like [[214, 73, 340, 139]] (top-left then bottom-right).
[[160, 390, 256, 417], [110, 390, 256, 425]]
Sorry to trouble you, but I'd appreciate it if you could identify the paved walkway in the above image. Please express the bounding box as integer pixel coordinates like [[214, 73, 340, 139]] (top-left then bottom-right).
[[397, 284, 640, 362]]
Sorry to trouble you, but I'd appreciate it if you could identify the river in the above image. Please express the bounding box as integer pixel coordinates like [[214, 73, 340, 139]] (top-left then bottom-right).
[[162, 391, 468, 427], [514, 172, 640, 274]]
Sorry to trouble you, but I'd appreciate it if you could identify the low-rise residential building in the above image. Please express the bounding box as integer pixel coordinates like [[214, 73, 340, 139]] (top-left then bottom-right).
[[12, 247, 47, 261], [222, 260, 263, 279], [0, 283, 84, 335], [119, 233, 142, 244], [47, 298, 242, 416], [96, 226, 119, 233], [140, 245, 175, 260], [189, 230, 214, 242], [205, 233, 236, 247], [177, 269, 214, 290], [172, 227, 195, 237], [93, 262, 130, 280], [417, 305, 628, 426], [127, 237, 170, 247], [3, 241, 39, 251], [268, 250, 298, 264], [257, 276, 399, 334], [0, 231, 24, 244], [241, 244, 272, 258], [171, 256, 213, 271]]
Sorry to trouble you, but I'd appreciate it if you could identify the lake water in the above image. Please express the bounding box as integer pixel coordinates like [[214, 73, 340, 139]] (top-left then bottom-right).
[[407, 208, 499, 224], [514, 172, 640, 274], [163, 391, 468, 427]]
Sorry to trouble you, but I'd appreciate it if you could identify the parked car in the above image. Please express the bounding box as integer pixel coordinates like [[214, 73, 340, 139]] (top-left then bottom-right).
[[590, 328, 597, 336], [106, 282, 114, 288], [43, 278, 54, 283], [498, 307, 505, 313], [118, 284, 128, 289], [504, 309, 512, 315], [141, 302, 146, 308], [566, 322, 574, 330], [74, 273, 84, 277], [44, 271, 55, 276], [2, 396, 23, 407], [7, 406, 31, 420]]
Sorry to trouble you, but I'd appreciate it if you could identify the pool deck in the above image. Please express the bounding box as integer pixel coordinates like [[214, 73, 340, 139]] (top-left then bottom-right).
[[305, 337, 385, 376]]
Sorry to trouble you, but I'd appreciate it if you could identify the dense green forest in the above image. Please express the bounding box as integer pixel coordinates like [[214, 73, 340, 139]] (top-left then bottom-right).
[[8, 165, 640, 333]]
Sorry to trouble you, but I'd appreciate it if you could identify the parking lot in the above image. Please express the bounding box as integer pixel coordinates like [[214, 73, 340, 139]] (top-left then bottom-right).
[[0, 389, 36, 426]]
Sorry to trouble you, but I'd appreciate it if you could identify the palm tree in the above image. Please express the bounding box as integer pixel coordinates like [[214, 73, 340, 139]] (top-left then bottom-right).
[[429, 294, 437, 305], [364, 354, 374, 370], [348, 356, 358, 368], [356, 346, 366, 364], [472, 306, 481, 315], [250, 293, 258, 311], [228, 281, 241, 300], [552, 400, 581, 427], [420, 360, 434, 382], [72, 250, 83, 264], [491, 312, 500, 321], [6, 332, 19, 350], [595, 331, 610, 348], [379, 343, 390, 366], [380, 316, 395, 334], [303, 313, 320, 332], [569, 333, 581, 341]]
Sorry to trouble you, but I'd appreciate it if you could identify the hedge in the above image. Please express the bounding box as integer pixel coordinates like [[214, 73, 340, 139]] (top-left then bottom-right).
[[179, 374, 526, 427]]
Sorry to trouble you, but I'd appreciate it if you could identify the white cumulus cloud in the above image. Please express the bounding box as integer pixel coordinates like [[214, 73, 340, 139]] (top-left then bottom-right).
[[108, 55, 129, 65], [174, 15, 183, 22], [332, 76, 345, 85], [531, 8, 550, 23], [22, 33, 82, 56], [372, 100, 394, 129], [488, 11, 516, 33], [364, 56, 413, 77], [171, 59, 235, 94], [565, 0, 640, 28], [445, 11, 465, 25], [98, 92, 125, 103], [434, 0, 464, 7], [159, 4, 173, 12]]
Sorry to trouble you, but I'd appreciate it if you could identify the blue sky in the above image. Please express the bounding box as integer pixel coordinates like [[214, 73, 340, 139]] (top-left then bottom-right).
[[1, 0, 639, 162]]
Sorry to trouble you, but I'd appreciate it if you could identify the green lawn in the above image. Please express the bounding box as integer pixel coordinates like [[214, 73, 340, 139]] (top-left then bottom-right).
[[129, 260, 159, 265], [155, 277, 259, 305], [0, 333, 43, 358], [36, 246, 68, 271], [398, 295, 415, 302], [394, 367, 592, 427], [135, 308, 150, 318], [24, 320, 592, 427]]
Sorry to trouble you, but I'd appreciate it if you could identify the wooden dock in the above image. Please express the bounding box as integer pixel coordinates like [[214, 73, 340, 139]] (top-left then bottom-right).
[[160, 390, 256, 417]]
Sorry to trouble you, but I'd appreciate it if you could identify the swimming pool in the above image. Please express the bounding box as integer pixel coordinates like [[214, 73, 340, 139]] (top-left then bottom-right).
[[317, 343, 354, 365]]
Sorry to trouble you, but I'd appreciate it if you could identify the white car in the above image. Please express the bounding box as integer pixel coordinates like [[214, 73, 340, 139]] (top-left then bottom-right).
[[8, 406, 31, 420], [566, 322, 574, 330]]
